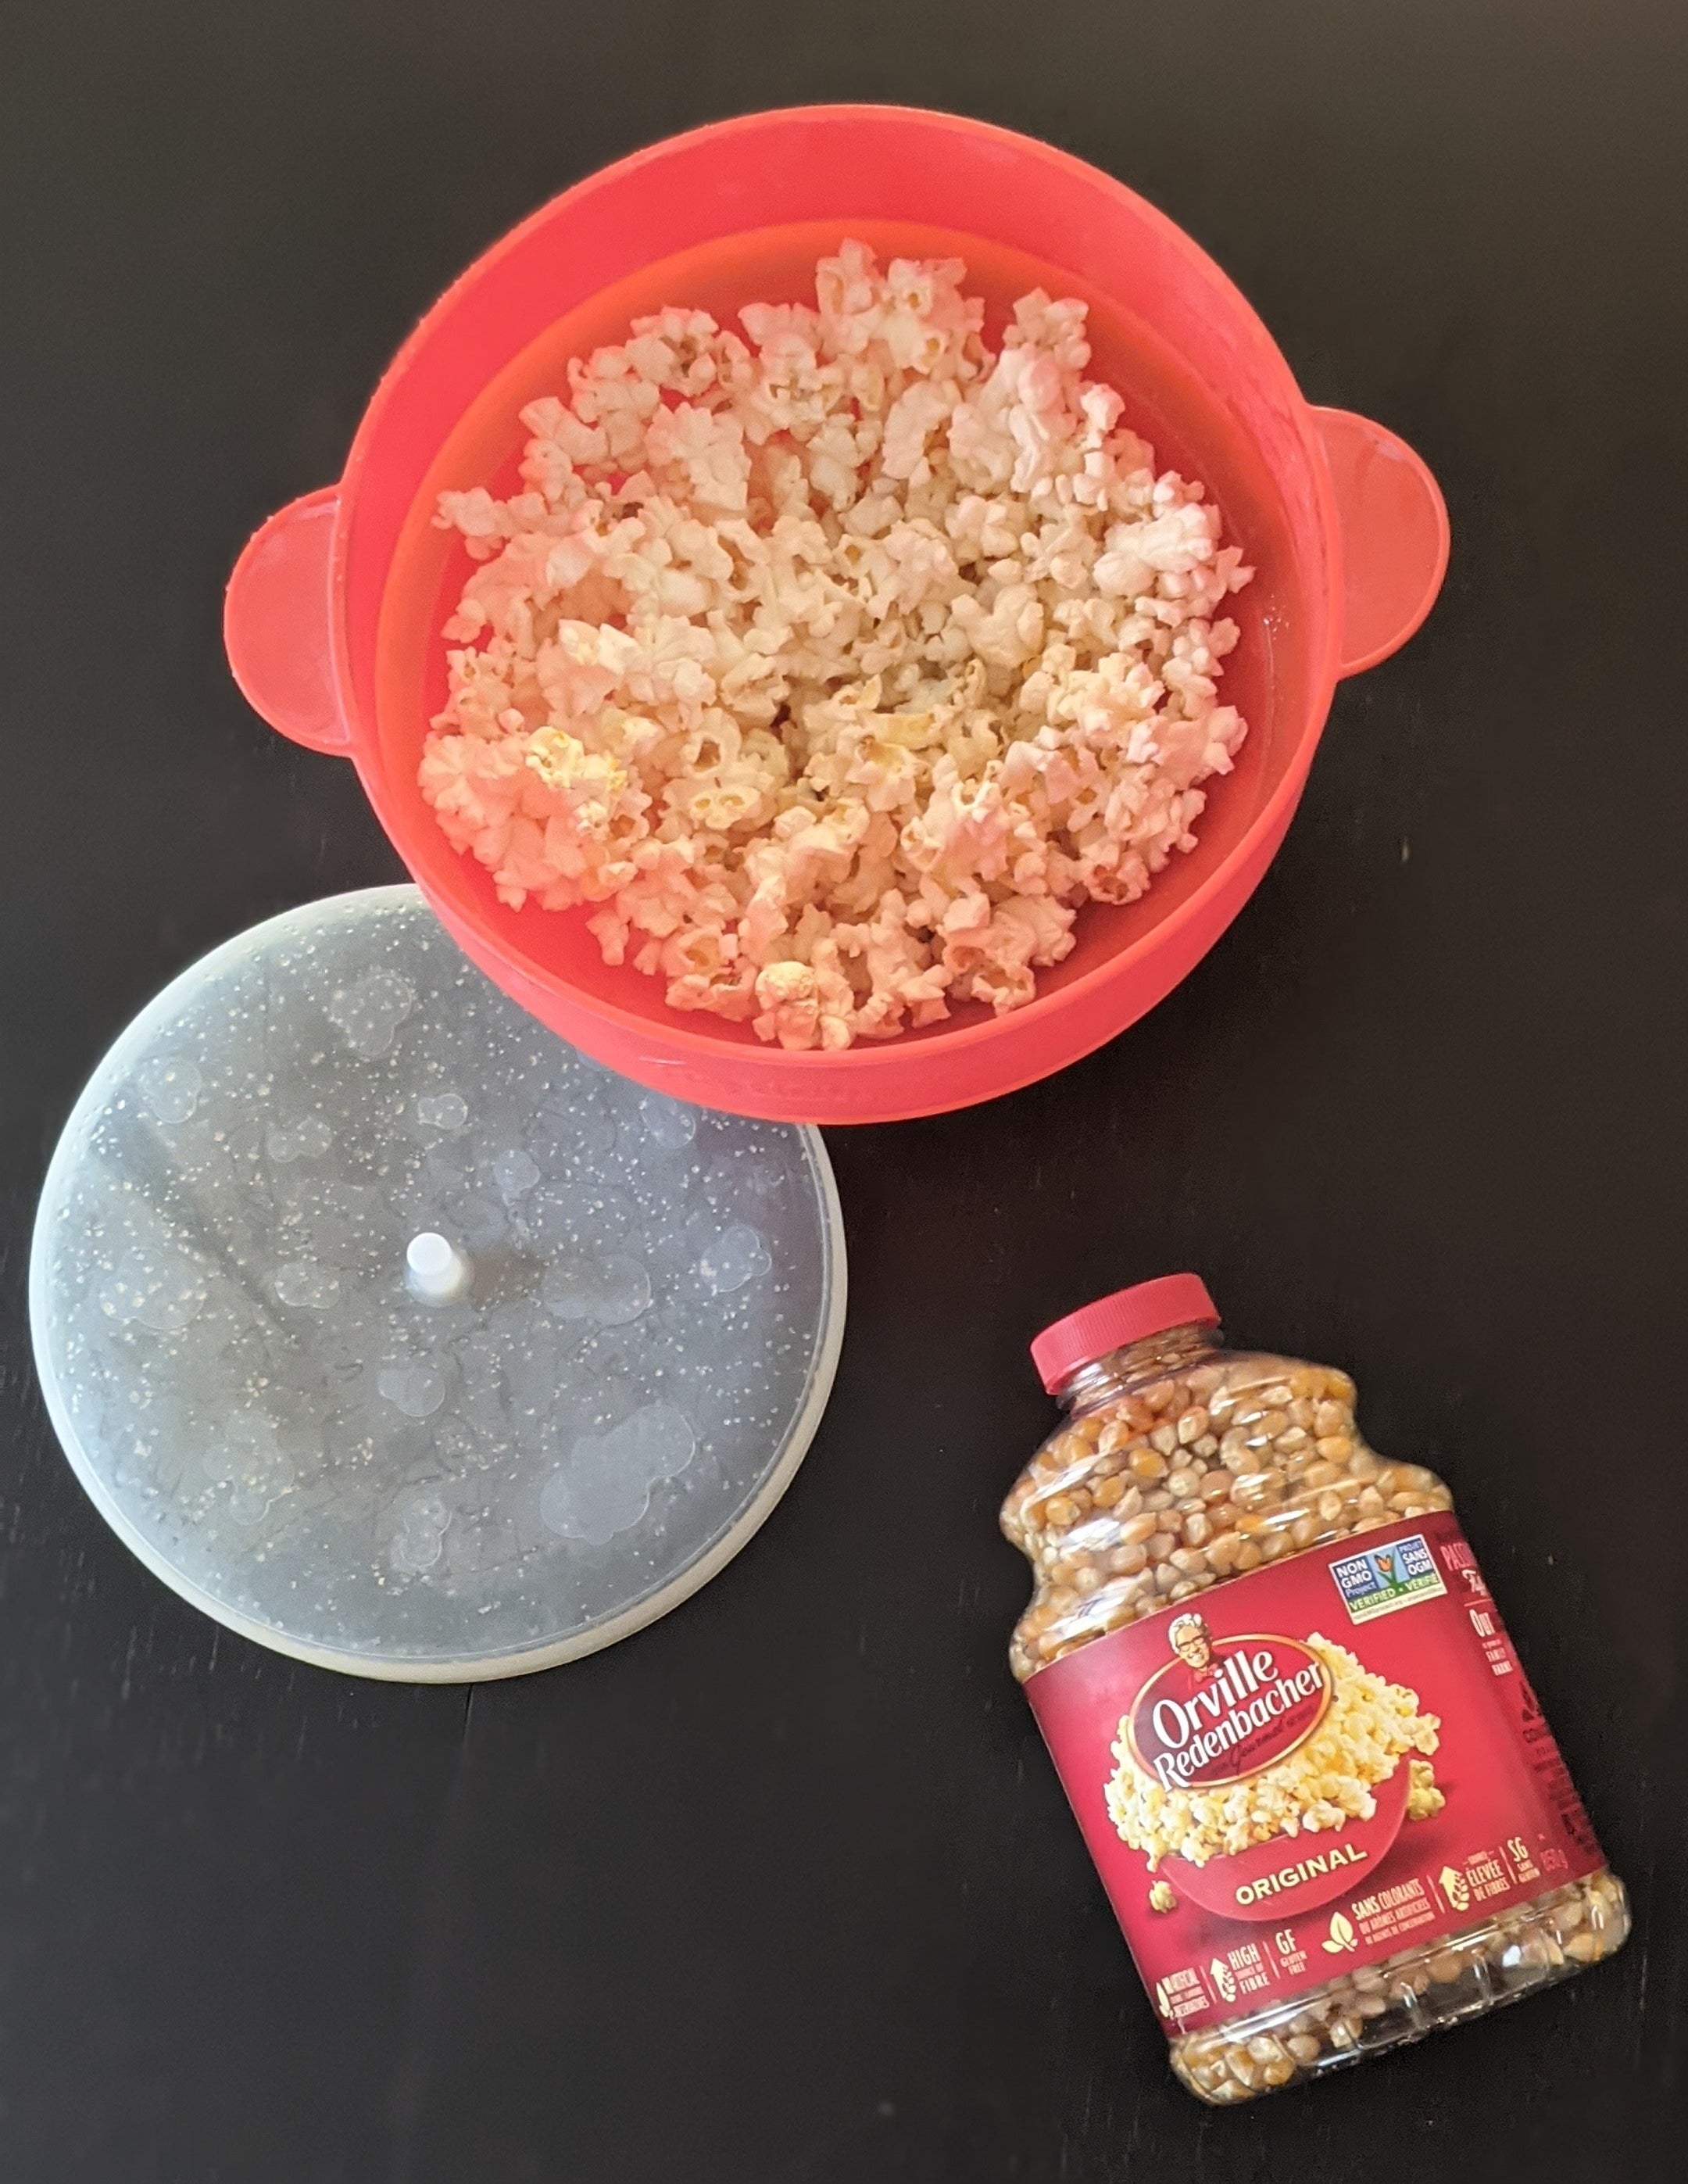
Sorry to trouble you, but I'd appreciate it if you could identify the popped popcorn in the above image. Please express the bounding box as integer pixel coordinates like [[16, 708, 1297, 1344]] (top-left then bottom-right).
[[420, 245, 1252, 1047], [1103, 1632, 1440, 1869], [1406, 1756, 1446, 1822]]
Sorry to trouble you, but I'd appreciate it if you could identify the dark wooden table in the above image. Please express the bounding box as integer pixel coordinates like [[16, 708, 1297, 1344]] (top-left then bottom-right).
[[3, 4, 1683, 2178]]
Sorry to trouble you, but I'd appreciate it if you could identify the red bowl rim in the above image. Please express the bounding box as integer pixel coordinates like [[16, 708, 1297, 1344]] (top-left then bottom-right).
[[327, 104, 1343, 1079]]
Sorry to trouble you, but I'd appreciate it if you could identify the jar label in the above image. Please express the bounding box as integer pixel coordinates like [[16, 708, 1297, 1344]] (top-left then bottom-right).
[[1024, 1512, 1605, 2032]]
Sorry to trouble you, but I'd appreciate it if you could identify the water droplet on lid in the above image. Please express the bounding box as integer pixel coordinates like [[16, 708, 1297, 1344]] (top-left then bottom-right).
[[696, 1225, 772, 1295], [377, 1362, 448, 1418], [390, 1492, 451, 1574], [592, 1255, 652, 1327], [640, 1094, 698, 1149], [266, 1114, 334, 1162], [492, 1148, 540, 1198], [137, 1056, 202, 1125], [539, 1402, 696, 1545], [417, 1091, 469, 1133], [98, 1245, 208, 1331], [325, 970, 416, 1058]]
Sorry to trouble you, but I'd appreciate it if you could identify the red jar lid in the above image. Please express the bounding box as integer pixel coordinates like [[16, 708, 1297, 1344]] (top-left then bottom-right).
[[1030, 1273, 1219, 1395]]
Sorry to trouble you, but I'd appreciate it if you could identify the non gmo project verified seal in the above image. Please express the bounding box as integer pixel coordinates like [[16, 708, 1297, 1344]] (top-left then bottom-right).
[[1330, 1533, 1447, 1624]]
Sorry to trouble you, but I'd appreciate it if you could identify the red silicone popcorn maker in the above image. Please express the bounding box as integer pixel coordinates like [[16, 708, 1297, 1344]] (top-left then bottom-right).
[[226, 106, 1448, 1126]]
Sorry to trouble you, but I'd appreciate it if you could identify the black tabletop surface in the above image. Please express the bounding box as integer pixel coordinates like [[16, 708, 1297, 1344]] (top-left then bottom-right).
[[3, 4, 1684, 2179]]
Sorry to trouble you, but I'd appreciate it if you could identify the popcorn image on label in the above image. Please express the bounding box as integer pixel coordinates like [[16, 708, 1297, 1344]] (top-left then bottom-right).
[[1406, 1756, 1446, 1821], [420, 244, 1253, 1049], [1104, 1631, 1440, 1871]]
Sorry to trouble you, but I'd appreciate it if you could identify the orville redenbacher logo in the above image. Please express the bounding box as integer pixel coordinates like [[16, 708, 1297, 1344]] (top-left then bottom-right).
[[1126, 1615, 1334, 1791]]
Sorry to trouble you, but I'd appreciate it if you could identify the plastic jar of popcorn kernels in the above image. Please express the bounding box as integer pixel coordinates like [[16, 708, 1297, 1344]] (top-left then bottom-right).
[[1003, 1274, 1629, 2103]]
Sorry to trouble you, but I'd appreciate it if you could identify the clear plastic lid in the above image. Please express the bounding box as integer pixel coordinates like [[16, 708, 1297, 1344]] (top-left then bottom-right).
[[30, 888, 846, 1680]]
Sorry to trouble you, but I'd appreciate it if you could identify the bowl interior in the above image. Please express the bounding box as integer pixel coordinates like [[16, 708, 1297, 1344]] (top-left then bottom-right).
[[367, 212, 1318, 1048]]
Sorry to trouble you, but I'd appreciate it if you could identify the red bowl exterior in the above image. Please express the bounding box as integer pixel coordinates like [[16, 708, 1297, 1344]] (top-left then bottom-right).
[[420, 791, 1301, 1122], [226, 106, 1447, 1124]]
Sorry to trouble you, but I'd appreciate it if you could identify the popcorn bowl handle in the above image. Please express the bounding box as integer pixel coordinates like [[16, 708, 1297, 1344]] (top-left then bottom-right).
[[224, 488, 350, 752], [1314, 408, 1450, 678]]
